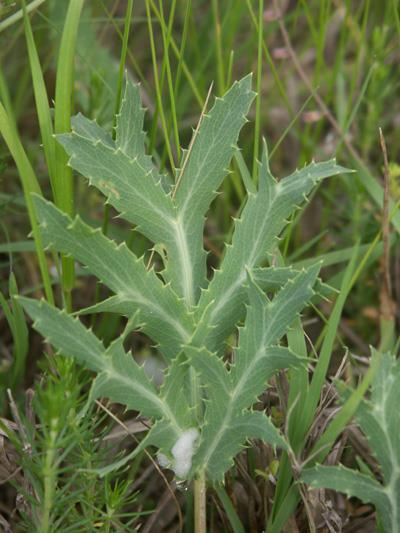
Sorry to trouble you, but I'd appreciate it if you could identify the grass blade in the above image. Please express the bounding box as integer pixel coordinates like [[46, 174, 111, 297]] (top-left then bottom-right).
[[22, 0, 57, 196], [54, 0, 84, 306], [0, 102, 54, 304]]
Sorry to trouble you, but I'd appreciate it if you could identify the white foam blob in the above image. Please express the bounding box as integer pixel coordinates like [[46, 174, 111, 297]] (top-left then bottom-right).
[[157, 452, 170, 468], [171, 428, 199, 479]]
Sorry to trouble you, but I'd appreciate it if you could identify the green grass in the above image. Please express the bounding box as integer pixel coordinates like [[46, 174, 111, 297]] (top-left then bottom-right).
[[0, 1, 399, 531]]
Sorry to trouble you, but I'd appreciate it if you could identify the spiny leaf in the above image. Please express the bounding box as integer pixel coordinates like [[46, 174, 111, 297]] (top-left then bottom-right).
[[58, 78, 255, 308], [57, 129, 176, 247], [166, 75, 256, 305], [302, 465, 392, 531], [231, 268, 318, 409], [20, 297, 105, 372], [23, 74, 353, 486], [33, 195, 193, 358], [114, 80, 173, 191], [187, 342, 287, 483], [71, 113, 114, 147], [115, 80, 147, 160], [160, 353, 195, 428], [20, 297, 197, 474], [195, 410, 286, 483], [252, 266, 334, 299], [19, 298, 176, 420], [197, 142, 352, 352], [357, 352, 400, 483], [187, 267, 317, 481], [301, 352, 400, 533]]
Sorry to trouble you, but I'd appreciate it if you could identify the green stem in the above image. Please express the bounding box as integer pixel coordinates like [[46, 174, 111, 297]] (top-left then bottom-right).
[[252, 0, 263, 180], [145, 0, 176, 171], [101, 0, 133, 238], [0, 103, 54, 305], [54, 0, 85, 306], [41, 417, 58, 532], [194, 470, 206, 533]]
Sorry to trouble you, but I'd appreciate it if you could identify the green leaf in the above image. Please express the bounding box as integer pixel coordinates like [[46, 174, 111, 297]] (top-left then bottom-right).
[[197, 142, 352, 352], [357, 353, 400, 484], [187, 266, 318, 481], [252, 266, 307, 291], [195, 410, 286, 484], [167, 75, 255, 304], [0, 277, 29, 388], [20, 297, 189, 438], [18, 74, 354, 487], [71, 113, 114, 147], [186, 345, 287, 482], [58, 76, 255, 307], [302, 465, 391, 531], [115, 80, 147, 161], [230, 267, 318, 410], [33, 195, 193, 358], [252, 266, 334, 299], [0, 101, 54, 304], [302, 352, 400, 533], [56, 127, 176, 248], [114, 80, 174, 191]]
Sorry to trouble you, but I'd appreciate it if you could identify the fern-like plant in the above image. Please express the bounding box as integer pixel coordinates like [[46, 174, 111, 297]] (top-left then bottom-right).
[[20, 75, 350, 530]]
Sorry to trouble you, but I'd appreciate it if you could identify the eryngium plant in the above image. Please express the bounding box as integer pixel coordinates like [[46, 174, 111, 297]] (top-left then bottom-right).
[[21, 75, 350, 494], [302, 351, 400, 533]]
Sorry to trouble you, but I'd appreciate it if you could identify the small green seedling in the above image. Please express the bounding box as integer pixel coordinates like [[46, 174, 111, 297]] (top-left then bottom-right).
[[20, 75, 351, 527]]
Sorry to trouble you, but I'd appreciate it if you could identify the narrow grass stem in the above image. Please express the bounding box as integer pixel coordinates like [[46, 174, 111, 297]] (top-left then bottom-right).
[[114, 0, 134, 129], [101, 0, 134, 239], [41, 417, 58, 532], [0, 103, 54, 305], [158, 0, 181, 162], [0, 0, 46, 34], [145, 0, 176, 171], [54, 0, 84, 307], [211, 0, 225, 94], [253, 0, 263, 180]]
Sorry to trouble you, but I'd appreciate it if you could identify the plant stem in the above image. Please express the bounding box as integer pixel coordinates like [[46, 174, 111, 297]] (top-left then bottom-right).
[[41, 417, 58, 532], [194, 470, 206, 533], [252, 0, 263, 181], [54, 0, 84, 307]]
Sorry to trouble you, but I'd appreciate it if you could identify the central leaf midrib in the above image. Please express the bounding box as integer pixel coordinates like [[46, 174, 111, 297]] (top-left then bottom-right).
[[170, 216, 195, 307]]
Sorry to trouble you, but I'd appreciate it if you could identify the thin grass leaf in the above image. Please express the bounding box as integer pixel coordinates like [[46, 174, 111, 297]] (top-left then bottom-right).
[[0, 102, 54, 304], [54, 0, 84, 298], [22, 0, 57, 196]]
